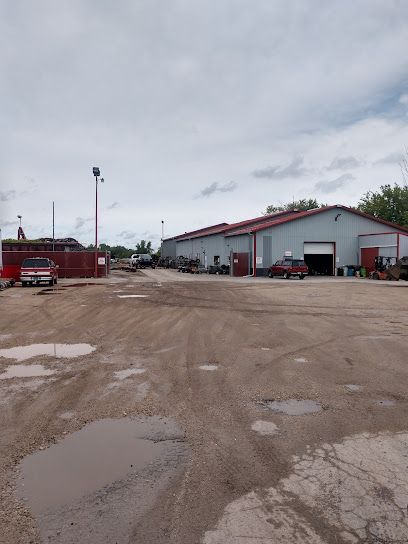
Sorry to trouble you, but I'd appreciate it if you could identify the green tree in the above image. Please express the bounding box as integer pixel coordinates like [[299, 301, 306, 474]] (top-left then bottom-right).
[[357, 183, 408, 227], [135, 240, 152, 254], [264, 198, 326, 215]]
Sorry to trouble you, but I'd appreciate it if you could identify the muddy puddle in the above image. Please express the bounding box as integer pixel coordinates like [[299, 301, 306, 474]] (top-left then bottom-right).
[[260, 399, 322, 415], [17, 416, 187, 543], [375, 399, 396, 406], [18, 418, 170, 513], [199, 364, 218, 371], [0, 343, 96, 361], [36, 288, 66, 296], [114, 368, 146, 380], [0, 364, 55, 379]]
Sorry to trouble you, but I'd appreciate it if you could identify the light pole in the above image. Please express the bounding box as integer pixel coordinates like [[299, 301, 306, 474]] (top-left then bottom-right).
[[17, 215, 26, 240], [161, 220, 164, 258], [92, 167, 104, 278]]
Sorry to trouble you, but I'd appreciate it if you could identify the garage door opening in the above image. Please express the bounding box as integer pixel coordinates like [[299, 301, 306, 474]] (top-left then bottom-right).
[[304, 243, 334, 276]]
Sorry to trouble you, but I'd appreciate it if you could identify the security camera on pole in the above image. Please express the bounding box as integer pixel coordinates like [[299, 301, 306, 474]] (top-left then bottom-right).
[[92, 167, 104, 278]]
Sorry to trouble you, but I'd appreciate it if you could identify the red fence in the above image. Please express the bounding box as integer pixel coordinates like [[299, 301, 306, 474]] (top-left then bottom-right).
[[0, 251, 110, 280]]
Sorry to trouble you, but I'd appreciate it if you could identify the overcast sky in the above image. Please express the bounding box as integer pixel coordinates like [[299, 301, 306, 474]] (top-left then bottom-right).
[[1, 1, 408, 247]]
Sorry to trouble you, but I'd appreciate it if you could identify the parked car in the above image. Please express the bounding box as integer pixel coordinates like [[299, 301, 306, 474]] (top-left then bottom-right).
[[20, 257, 58, 287], [130, 254, 155, 268], [268, 259, 308, 279]]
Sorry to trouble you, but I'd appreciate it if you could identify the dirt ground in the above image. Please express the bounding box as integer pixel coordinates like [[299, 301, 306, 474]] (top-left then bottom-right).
[[1, 270, 408, 543]]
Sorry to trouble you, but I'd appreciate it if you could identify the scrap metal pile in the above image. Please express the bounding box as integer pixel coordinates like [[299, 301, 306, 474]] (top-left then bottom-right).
[[371, 256, 408, 281]]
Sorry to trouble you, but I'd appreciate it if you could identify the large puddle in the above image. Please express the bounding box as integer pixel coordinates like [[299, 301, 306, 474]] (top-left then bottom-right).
[[0, 343, 96, 362], [0, 364, 55, 379], [260, 399, 322, 415], [18, 418, 166, 514]]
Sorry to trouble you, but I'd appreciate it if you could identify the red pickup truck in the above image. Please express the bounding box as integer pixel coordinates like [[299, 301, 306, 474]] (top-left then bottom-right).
[[20, 257, 58, 287], [268, 259, 308, 279]]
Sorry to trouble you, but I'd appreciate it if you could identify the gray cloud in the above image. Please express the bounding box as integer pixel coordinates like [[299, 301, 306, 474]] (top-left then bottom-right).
[[0, 190, 17, 202], [314, 173, 354, 194], [374, 152, 404, 165], [327, 156, 362, 170], [197, 181, 237, 198], [0, 219, 18, 228], [107, 201, 119, 209], [74, 216, 93, 230], [253, 156, 307, 180], [118, 230, 137, 240]]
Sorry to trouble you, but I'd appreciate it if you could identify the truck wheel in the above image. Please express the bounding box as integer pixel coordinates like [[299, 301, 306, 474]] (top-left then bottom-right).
[[54, 278, 58, 285], [49, 279, 54, 286], [22, 282, 27, 288], [268, 271, 273, 278], [283, 272, 290, 279], [299, 274, 305, 280]]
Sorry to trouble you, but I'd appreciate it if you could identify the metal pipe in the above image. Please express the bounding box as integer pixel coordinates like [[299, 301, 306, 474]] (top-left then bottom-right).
[[244, 233, 254, 277]]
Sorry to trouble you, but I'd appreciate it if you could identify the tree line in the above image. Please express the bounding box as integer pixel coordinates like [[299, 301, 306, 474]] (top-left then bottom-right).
[[86, 240, 156, 259]]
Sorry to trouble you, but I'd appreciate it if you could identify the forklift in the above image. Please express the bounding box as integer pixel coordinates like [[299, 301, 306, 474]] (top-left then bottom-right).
[[371, 256, 408, 281]]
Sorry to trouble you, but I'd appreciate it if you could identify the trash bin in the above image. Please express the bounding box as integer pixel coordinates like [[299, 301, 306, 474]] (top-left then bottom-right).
[[343, 266, 348, 276], [360, 267, 367, 278], [347, 266, 355, 276], [337, 267, 344, 276]]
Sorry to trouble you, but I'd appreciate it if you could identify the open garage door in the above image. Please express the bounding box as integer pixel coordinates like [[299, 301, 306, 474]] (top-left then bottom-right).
[[304, 242, 334, 276]]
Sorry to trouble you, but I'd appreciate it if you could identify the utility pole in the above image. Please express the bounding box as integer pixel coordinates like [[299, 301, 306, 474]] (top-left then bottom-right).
[[161, 220, 164, 257], [52, 201, 55, 252], [92, 167, 104, 278]]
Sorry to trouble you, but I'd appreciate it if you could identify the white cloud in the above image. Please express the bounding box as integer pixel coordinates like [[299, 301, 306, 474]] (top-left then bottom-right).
[[399, 94, 408, 106]]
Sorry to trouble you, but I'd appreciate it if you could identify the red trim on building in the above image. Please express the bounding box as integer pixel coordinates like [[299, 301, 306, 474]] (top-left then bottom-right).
[[226, 206, 408, 237], [253, 233, 257, 277], [163, 222, 229, 242], [358, 232, 399, 237], [173, 210, 298, 242]]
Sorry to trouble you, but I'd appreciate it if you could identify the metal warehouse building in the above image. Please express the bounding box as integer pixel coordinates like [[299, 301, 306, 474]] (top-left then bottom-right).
[[162, 205, 408, 276]]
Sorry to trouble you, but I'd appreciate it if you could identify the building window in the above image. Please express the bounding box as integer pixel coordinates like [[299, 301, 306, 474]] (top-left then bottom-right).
[[214, 256, 220, 265]]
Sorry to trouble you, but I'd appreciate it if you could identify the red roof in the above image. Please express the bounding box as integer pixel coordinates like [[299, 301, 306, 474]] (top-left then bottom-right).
[[225, 205, 408, 236], [173, 210, 297, 241], [163, 222, 229, 241]]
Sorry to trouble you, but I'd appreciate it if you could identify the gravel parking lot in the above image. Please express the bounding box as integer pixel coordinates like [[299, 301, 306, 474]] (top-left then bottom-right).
[[1, 270, 408, 543]]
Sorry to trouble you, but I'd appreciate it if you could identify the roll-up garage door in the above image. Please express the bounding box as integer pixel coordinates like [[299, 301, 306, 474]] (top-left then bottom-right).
[[304, 243, 334, 254], [304, 242, 334, 275]]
